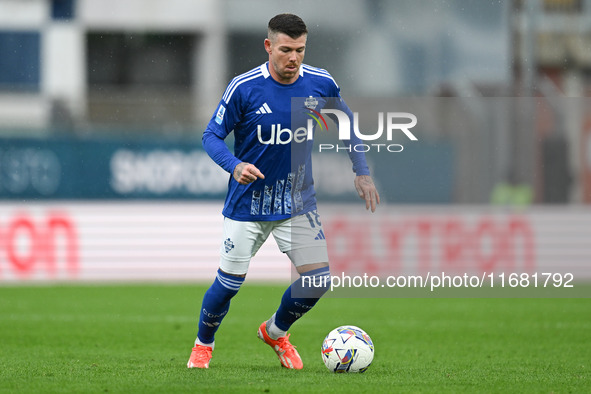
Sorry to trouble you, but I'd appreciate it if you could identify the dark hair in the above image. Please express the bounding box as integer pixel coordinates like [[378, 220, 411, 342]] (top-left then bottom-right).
[[268, 13, 308, 39]]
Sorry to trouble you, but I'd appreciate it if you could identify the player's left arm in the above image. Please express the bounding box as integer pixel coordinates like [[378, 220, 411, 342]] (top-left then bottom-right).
[[354, 175, 380, 213], [329, 89, 380, 212]]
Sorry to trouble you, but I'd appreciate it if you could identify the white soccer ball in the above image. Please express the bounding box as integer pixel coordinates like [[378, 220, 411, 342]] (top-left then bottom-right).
[[321, 325, 374, 373]]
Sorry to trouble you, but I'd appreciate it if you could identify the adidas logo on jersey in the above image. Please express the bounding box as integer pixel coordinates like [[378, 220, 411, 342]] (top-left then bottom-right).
[[256, 103, 273, 114], [314, 230, 326, 240]]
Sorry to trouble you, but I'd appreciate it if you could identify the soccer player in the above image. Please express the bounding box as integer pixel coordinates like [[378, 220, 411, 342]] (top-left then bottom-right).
[[187, 13, 379, 370]]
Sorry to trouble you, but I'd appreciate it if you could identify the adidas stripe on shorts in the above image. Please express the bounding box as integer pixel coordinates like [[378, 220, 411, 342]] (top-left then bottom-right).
[[218, 211, 329, 275]]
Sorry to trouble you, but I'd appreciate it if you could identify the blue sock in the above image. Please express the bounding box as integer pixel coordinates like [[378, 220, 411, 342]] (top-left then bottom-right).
[[197, 269, 245, 344], [273, 266, 330, 332]]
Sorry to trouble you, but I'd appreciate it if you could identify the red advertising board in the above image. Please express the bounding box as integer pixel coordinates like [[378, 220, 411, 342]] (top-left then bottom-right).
[[0, 203, 589, 283]]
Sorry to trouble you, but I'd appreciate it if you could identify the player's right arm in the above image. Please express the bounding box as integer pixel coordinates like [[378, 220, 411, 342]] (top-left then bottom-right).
[[232, 162, 265, 185], [202, 94, 264, 185], [202, 120, 264, 185]]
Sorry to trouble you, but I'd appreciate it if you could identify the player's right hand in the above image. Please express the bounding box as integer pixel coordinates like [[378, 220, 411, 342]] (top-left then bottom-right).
[[233, 162, 265, 185]]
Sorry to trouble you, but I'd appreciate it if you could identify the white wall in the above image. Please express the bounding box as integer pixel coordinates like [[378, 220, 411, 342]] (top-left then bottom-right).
[[0, 0, 47, 27], [0, 0, 226, 128]]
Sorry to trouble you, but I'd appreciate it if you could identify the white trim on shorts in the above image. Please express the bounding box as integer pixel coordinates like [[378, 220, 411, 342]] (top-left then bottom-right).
[[218, 212, 329, 275]]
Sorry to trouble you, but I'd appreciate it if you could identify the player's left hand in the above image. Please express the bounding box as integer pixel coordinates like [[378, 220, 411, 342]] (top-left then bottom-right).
[[354, 175, 380, 213]]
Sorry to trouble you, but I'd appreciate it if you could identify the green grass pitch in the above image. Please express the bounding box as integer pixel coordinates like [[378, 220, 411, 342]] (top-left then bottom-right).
[[0, 284, 589, 393]]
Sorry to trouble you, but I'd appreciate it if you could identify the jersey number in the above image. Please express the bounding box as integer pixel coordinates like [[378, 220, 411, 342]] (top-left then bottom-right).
[[305, 210, 322, 228]]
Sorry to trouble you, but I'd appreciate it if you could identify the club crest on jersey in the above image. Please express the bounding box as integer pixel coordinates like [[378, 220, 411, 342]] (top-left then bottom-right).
[[304, 96, 318, 110]]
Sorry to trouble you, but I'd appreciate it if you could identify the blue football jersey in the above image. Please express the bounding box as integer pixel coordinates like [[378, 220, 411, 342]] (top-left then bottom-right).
[[203, 62, 369, 221]]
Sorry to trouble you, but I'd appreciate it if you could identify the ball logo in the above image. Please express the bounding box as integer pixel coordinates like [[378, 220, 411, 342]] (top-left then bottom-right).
[[322, 325, 374, 373]]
